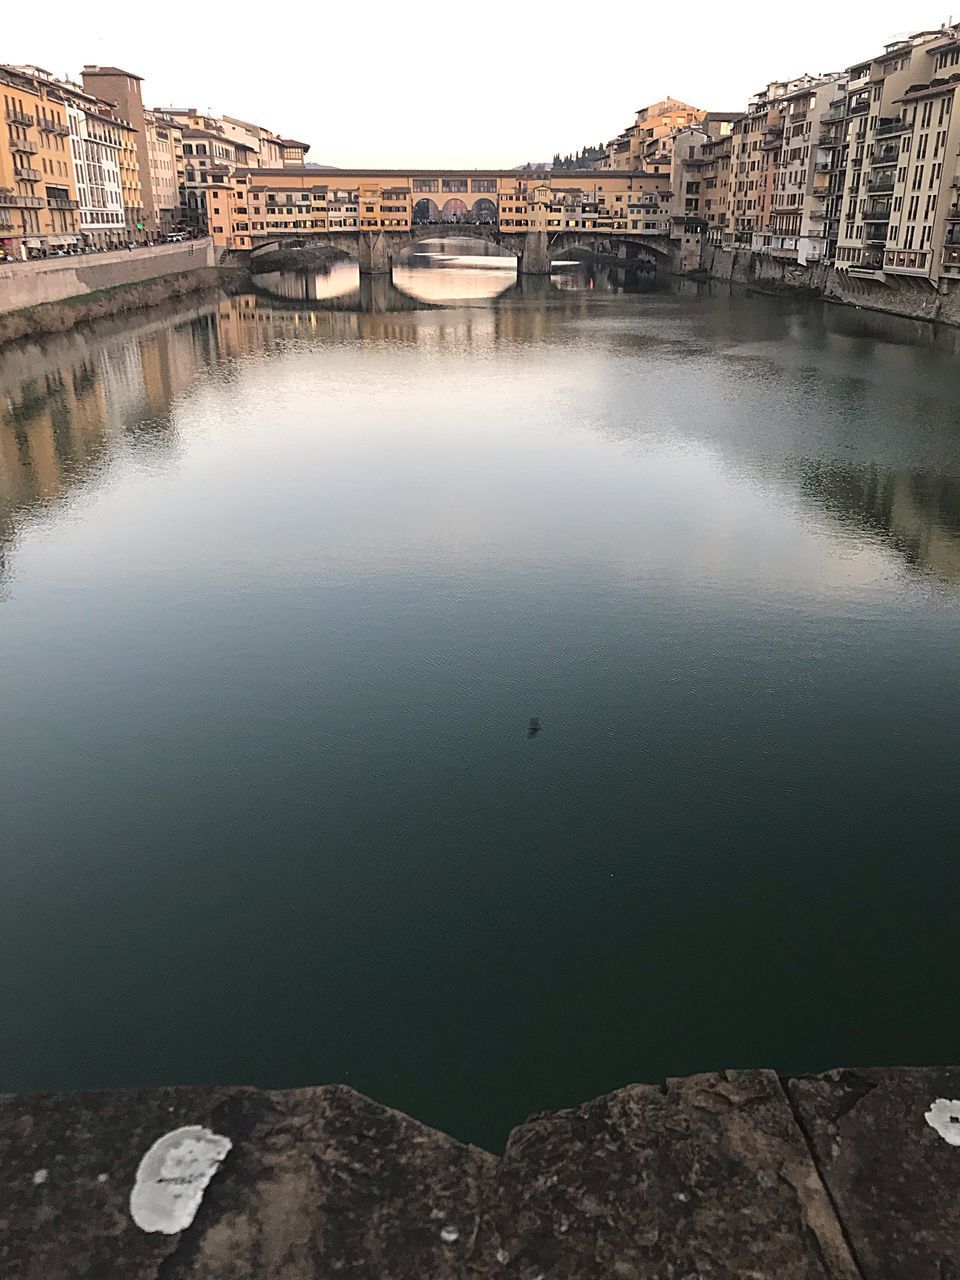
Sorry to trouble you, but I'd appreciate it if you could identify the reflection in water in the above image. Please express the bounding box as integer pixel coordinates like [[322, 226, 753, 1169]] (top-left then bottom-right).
[[4, 274, 960, 1149], [5, 273, 959, 590]]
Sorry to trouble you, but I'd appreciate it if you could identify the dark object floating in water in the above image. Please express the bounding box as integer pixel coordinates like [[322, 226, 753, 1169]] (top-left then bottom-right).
[[527, 717, 542, 738]]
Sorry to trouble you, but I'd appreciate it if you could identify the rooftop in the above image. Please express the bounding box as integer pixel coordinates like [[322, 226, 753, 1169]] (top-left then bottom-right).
[[82, 65, 142, 81]]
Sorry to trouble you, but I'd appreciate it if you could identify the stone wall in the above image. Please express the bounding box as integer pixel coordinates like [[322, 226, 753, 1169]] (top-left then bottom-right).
[[1, 1067, 957, 1278], [0, 239, 216, 316], [701, 244, 960, 323]]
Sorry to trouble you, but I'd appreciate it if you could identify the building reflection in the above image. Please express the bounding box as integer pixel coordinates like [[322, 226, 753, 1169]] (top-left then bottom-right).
[[2, 275, 960, 589], [0, 298, 216, 583]]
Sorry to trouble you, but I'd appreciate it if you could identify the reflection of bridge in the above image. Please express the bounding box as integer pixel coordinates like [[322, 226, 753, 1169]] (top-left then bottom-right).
[[249, 223, 676, 276]]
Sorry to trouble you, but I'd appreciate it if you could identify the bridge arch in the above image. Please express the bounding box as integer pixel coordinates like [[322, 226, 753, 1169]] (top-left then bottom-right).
[[441, 198, 468, 222], [472, 197, 497, 224], [412, 198, 440, 223]]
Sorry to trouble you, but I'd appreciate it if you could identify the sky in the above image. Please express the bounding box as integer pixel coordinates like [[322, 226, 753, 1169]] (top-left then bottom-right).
[[14, 0, 952, 168]]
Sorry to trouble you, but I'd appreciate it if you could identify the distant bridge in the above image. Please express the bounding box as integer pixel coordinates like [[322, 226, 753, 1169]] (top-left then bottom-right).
[[248, 223, 677, 276]]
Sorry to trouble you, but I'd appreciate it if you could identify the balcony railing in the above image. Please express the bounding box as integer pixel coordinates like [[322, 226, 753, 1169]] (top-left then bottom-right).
[[871, 146, 900, 167], [863, 205, 891, 220], [876, 118, 910, 137], [945, 205, 960, 221], [849, 100, 870, 115], [14, 167, 41, 182], [864, 225, 889, 243], [47, 197, 78, 209], [9, 138, 38, 154], [0, 191, 45, 208], [866, 176, 894, 193], [6, 108, 34, 127], [37, 118, 69, 136]]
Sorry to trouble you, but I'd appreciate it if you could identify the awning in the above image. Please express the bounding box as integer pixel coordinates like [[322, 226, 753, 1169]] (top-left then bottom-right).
[[48, 235, 78, 246], [23, 238, 41, 248]]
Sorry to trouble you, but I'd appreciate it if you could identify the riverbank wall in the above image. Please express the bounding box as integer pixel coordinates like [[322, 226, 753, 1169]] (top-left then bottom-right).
[[1, 1065, 957, 1278], [701, 243, 960, 323], [0, 240, 223, 345]]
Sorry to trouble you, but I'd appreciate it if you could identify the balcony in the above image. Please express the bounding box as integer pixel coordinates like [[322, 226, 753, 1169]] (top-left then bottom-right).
[[876, 117, 910, 137], [849, 100, 870, 116], [942, 245, 960, 273], [37, 119, 69, 136], [866, 176, 894, 193], [9, 137, 38, 154], [6, 108, 34, 127], [945, 204, 960, 221], [14, 167, 41, 182], [47, 196, 78, 209], [871, 146, 900, 167], [864, 225, 889, 243], [0, 191, 45, 208]]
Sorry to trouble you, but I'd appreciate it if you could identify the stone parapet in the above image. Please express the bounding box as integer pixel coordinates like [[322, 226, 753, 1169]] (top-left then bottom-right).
[[0, 240, 216, 316], [1, 1066, 958, 1278]]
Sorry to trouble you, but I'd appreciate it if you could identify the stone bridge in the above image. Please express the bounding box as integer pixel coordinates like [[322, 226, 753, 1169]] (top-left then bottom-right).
[[249, 223, 677, 276]]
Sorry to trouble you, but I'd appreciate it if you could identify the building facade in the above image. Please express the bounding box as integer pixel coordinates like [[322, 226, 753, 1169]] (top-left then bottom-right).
[[158, 109, 310, 232], [69, 101, 126, 248], [205, 169, 675, 252], [81, 67, 153, 239], [0, 64, 80, 258], [144, 110, 183, 236], [603, 98, 708, 173]]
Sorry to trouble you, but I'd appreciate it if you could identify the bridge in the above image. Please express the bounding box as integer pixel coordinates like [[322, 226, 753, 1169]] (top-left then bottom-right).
[[247, 222, 677, 276], [210, 168, 689, 274]]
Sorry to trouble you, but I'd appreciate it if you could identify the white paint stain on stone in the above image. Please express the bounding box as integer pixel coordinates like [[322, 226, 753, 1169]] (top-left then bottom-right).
[[129, 1125, 232, 1234], [440, 1224, 459, 1244], [925, 1098, 960, 1145], [32, 1169, 48, 1186]]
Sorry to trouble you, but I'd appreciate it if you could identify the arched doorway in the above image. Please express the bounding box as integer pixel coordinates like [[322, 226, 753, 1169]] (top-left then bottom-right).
[[412, 198, 440, 224], [441, 198, 468, 223], [472, 198, 497, 225]]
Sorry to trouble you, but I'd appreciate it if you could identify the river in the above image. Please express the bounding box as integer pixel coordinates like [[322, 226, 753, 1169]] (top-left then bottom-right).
[[1, 247, 959, 1150]]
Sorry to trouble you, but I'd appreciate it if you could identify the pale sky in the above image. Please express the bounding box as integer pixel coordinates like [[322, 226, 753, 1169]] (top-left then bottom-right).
[[16, 0, 951, 168]]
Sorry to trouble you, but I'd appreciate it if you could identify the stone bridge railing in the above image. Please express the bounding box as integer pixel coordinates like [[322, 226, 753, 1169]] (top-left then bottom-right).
[[1, 1066, 957, 1277]]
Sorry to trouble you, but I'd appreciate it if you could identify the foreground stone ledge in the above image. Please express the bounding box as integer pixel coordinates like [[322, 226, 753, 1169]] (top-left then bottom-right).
[[0, 1068, 957, 1278]]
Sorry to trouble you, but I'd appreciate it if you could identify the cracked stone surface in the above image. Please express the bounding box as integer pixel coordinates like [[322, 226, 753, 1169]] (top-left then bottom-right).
[[787, 1066, 960, 1280], [470, 1069, 859, 1280], [0, 1069, 956, 1278]]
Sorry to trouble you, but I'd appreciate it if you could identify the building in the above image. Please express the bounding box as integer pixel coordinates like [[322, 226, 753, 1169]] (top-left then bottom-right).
[[80, 67, 152, 239], [144, 110, 183, 236], [204, 169, 675, 252], [725, 75, 827, 253], [158, 109, 310, 232], [69, 98, 127, 249], [882, 34, 960, 286], [758, 75, 847, 265], [0, 64, 80, 258], [603, 98, 707, 173], [832, 27, 960, 282]]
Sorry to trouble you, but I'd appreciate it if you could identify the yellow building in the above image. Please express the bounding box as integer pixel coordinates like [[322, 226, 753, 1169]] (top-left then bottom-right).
[[603, 98, 708, 173], [206, 169, 675, 252], [0, 64, 80, 258]]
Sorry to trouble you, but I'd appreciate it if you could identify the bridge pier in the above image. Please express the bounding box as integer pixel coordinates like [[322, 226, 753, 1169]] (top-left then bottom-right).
[[516, 231, 551, 276], [356, 232, 393, 275]]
